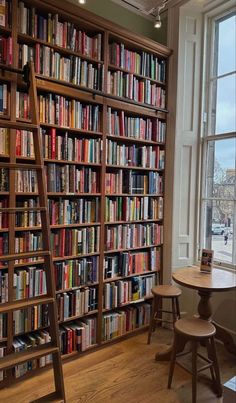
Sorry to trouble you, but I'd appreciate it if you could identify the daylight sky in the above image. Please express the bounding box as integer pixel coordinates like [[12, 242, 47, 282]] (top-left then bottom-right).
[[214, 14, 236, 170]]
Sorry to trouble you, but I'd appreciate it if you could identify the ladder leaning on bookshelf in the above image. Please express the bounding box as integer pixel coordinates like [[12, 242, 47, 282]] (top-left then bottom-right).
[[0, 62, 66, 403]]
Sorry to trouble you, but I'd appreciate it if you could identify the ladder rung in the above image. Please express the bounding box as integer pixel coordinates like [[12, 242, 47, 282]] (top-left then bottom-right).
[[0, 207, 47, 213], [0, 162, 42, 170], [0, 343, 59, 371], [0, 296, 54, 314], [0, 120, 38, 131], [0, 250, 51, 262]]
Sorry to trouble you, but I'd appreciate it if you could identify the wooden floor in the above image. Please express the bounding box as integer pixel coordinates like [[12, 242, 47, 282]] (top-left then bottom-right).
[[1, 328, 235, 403]]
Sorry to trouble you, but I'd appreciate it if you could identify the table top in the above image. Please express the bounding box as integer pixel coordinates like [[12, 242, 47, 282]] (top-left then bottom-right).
[[172, 266, 236, 292]]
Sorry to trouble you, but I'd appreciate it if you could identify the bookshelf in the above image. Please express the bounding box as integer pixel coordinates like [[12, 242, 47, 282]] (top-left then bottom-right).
[[0, 0, 171, 387]]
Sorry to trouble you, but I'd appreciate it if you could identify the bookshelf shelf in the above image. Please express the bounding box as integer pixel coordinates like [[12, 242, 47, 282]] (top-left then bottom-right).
[[56, 283, 99, 294], [104, 244, 162, 254], [17, 33, 104, 64], [106, 134, 165, 146], [0, 0, 170, 385], [104, 219, 162, 225], [103, 270, 159, 283], [108, 64, 166, 87], [58, 309, 98, 324], [106, 164, 164, 172]]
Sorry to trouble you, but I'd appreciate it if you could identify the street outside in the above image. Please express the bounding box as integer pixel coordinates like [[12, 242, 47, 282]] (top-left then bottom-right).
[[212, 234, 233, 263]]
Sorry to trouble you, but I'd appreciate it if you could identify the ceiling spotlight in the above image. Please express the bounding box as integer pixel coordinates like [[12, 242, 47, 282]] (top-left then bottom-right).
[[153, 0, 168, 29], [78, 0, 86, 4], [154, 15, 161, 29]]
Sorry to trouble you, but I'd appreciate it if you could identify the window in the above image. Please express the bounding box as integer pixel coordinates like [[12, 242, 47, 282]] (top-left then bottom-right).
[[201, 9, 236, 267]]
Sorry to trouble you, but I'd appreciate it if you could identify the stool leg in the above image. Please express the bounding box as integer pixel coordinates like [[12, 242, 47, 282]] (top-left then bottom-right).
[[175, 297, 181, 320], [168, 332, 177, 389], [147, 296, 158, 344], [210, 337, 222, 397], [192, 341, 197, 403], [205, 339, 216, 387], [171, 298, 177, 326]]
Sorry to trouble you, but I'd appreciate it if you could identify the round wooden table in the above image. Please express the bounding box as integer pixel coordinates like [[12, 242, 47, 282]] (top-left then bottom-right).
[[155, 266, 236, 361]]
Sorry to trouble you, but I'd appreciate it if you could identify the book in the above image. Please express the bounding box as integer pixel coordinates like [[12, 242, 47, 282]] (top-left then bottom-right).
[[200, 249, 214, 273]]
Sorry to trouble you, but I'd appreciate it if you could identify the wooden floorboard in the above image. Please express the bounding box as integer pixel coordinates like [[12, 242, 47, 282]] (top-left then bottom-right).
[[0, 328, 235, 403]]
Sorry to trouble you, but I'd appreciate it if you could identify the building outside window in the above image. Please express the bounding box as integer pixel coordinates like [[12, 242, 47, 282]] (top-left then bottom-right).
[[201, 9, 236, 267]]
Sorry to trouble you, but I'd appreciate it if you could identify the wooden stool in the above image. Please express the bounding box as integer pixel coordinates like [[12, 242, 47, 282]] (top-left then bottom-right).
[[168, 318, 222, 403], [147, 285, 181, 344]]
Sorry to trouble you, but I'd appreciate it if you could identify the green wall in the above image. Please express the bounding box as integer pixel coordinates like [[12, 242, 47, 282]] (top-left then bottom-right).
[[68, 0, 167, 45]]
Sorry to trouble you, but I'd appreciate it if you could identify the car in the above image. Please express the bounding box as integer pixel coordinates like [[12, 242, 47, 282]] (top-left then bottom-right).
[[212, 224, 225, 235]]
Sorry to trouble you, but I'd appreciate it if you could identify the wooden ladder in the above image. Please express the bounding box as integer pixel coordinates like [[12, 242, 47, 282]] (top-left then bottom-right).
[[0, 61, 66, 402]]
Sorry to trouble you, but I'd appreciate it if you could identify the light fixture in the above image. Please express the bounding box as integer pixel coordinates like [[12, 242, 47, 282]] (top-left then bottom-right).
[[78, 0, 86, 4], [153, 0, 168, 29], [154, 14, 161, 29]]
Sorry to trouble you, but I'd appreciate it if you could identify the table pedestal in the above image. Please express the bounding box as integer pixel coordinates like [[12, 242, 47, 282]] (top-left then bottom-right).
[[155, 289, 236, 361]]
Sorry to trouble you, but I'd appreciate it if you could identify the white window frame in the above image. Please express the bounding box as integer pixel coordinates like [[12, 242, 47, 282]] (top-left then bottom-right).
[[199, 3, 236, 269]]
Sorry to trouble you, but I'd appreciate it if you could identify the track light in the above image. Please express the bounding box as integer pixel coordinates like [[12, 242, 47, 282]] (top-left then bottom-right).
[[78, 0, 86, 4], [153, 0, 168, 29], [154, 15, 161, 29]]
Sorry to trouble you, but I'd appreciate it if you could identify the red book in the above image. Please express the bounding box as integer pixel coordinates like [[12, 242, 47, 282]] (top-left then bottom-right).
[[50, 128, 56, 159], [60, 229, 65, 257]]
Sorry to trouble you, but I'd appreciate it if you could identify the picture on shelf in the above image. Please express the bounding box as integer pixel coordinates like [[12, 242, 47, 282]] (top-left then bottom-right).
[[200, 249, 214, 272]]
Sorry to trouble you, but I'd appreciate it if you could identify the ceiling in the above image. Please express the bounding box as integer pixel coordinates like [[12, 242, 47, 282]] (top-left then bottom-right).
[[111, 0, 165, 19]]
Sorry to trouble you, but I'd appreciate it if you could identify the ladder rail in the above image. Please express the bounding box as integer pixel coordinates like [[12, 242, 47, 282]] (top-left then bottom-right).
[[0, 61, 66, 402]]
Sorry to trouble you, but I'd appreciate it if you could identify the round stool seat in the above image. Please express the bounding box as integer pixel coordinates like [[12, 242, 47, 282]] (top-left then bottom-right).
[[175, 318, 216, 339], [151, 285, 182, 298]]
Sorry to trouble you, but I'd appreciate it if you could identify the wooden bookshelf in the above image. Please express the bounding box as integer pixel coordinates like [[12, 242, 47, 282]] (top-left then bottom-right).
[[0, 0, 171, 387]]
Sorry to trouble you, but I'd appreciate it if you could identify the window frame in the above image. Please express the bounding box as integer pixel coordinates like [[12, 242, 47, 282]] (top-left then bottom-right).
[[199, 4, 236, 269]]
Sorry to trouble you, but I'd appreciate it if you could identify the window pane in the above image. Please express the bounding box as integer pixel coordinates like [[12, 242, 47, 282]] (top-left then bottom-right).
[[211, 74, 236, 135], [216, 14, 236, 76], [206, 138, 236, 200], [203, 200, 234, 265]]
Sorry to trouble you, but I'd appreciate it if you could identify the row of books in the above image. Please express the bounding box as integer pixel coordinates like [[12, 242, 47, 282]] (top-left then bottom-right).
[[13, 268, 46, 301], [45, 136, 101, 163], [0, 313, 7, 339], [106, 140, 165, 169], [13, 305, 49, 335], [104, 248, 160, 279], [59, 317, 96, 355], [0, 199, 8, 228], [102, 302, 151, 341], [54, 257, 99, 291], [42, 128, 102, 162], [109, 42, 166, 82], [0, 128, 8, 155], [0, 271, 8, 303], [105, 196, 163, 222], [50, 227, 100, 257], [15, 169, 38, 193], [107, 71, 166, 108], [15, 231, 42, 254], [18, 2, 102, 60], [48, 198, 100, 225], [47, 164, 98, 194], [103, 274, 156, 309], [0, 0, 11, 28], [106, 223, 163, 251], [19, 44, 104, 91], [0, 233, 8, 255], [0, 35, 12, 65], [46, 165, 100, 194], [107, 108, 166, 143], [16, 92, 101, 131], [56, 287, 97, 321], [0, 168, 8, 190], [13, 330, 52, 379], [15, 200, 41, 228], [0, 83, 8, 115], [105, 170, 163, 195]]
